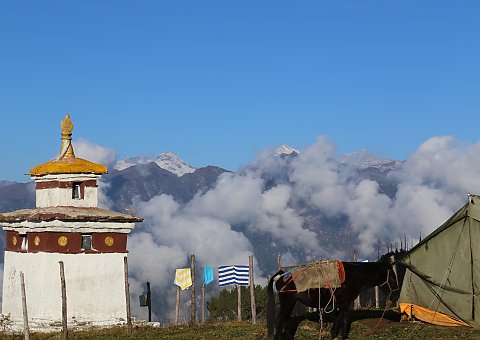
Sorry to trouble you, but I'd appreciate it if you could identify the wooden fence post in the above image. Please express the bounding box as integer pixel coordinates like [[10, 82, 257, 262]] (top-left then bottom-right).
[[390, 254, 399, 308], [59, 261, 68, 340], [190, 254, 196, 324], [147, 282, 152, 322], [249, 255, 256, 324], [175, 286, 180, 324], [237, 285, 242, 322], [201, 281, 205, 323], [20, 271, 30, 340], [352, 252, 360, 310], [124, 257, 132, 333]]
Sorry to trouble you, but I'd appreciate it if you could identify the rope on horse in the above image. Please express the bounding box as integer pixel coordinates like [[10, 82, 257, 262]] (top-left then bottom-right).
[[311, 263, 338, 339], [276, 266, 310, 293], [275, 260, 345, 339], [276, 261, 340, 339], [277, 260, 342, 295], [365, 289, 392, 335], [365, 268, 400, 335]]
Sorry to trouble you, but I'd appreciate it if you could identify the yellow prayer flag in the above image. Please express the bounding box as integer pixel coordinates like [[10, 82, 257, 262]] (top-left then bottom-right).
[[174, 268, 192, 290]]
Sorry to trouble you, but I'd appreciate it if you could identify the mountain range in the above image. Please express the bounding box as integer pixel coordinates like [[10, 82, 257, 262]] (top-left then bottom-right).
[[114, 151, 197, 176], [0, 146, 403, 273]]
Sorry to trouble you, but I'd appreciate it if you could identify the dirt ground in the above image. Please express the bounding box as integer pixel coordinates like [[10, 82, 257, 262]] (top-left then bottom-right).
[[355, 317, 479, 339], [356, 316, 403, 331], [294, 310, 480, 339], [356, 317, 420, 336]]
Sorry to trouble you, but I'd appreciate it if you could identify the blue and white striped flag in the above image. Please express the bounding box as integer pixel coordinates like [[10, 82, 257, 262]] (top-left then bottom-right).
[[218, 265, 250, 286]]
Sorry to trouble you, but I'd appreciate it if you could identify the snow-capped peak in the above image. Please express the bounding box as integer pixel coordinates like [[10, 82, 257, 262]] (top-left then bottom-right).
[[115, 151, 197, 176], [275, 144, 300, 156], [153, 151, 197, 176], [340, 149, 402, 171]]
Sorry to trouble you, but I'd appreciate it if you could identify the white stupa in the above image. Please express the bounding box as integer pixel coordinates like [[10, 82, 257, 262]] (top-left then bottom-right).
[[0, 114, 143, 331]]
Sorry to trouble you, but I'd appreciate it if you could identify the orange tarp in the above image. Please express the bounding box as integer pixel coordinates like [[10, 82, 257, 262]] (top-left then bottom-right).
[[400, 303, 471, 327]]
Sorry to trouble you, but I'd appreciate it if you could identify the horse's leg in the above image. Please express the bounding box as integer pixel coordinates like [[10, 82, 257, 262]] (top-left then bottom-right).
[[275, 294, 297, 338], [340, 309, 351, 340], [285, 314, 307, 338], [276, 303, 296, 338], [333, 298, 355, 340], [330, 308, 343, 340]]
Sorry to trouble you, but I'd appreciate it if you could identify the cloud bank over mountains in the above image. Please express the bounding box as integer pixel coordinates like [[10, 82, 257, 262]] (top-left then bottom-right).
[[74, 134, 480, 322]]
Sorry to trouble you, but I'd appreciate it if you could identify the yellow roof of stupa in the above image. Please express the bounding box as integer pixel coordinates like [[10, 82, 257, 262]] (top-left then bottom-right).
[[29, 114, 108, 176]]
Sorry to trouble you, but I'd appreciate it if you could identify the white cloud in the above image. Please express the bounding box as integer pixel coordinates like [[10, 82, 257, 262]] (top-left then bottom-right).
[[127, 194, 255, 321], [341, 136, 480, 255], [185, 173, 321, 253], [397, 136, 480, 195], [128, 232, 186, 321], [389, 184, 456, 238], [345, 180, 392, 254], [289, 136, 350, 216], [186, 172, 264, 226], [73, 138, 117, 168]]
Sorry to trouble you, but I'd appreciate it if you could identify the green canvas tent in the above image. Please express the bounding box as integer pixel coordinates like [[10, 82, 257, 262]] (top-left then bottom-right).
[[398, 194, 480, 327]]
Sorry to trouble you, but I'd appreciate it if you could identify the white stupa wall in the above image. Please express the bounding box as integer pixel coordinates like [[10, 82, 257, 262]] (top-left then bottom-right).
[[2, 251, 128, 331], [34, 174, 101, 208], [35, 186, 98, 208]]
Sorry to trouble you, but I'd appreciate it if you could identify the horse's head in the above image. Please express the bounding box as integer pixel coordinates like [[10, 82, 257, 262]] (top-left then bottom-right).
[[267, 268, 297, 338], [377, 253, 401, 303], [271, 269, 297, 293]]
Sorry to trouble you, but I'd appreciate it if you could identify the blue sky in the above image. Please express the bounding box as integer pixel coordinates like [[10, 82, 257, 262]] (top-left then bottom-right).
[[1, 1, 479, 182]]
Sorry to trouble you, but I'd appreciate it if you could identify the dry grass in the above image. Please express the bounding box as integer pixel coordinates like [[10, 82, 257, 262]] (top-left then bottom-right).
[[0, 319, 479, 339]]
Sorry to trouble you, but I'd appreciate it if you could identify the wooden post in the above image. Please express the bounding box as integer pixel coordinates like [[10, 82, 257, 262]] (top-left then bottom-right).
[[354, 294, 361, 310], [390, 255, 399, 307], [201, 281, 205, 323], [249, 255, 256, 324], [237, 285, 242, 321], [175, 285, 180, 324], [375, 285, 380, 309], [20, 271, 30, 340], [353, 252, 359, 310], [59, 261, 68, 340], [190, 254, 196, 324], [277, 254, 281, 270], [146, 282, 152, 322], [124, 257, 132, 333]]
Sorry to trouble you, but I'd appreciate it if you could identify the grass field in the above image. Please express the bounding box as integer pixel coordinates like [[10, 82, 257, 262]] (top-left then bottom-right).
[[1, 318, 479, 340]]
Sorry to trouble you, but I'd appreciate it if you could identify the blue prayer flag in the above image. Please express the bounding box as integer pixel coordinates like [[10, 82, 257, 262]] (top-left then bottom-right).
[[203, 266, 214, 285]]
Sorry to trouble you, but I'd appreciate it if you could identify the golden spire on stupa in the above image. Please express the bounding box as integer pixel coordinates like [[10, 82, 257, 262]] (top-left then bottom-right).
[[57, 113, 75, 159], [29, 114, 108, 176]]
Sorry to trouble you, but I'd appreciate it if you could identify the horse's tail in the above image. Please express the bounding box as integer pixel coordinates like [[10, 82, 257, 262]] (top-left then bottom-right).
[[267, 270, 282, 338]]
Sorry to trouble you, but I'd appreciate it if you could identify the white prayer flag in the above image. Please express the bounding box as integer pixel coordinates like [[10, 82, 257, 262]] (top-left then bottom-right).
[[218, 265, 249, 286]]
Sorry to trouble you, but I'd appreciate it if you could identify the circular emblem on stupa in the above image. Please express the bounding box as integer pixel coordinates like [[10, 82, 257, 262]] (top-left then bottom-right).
[[58, 236, 68, 247], [34, 236, 41, 246], [105, 236, 114, 247], [12, 236, 17, 246]]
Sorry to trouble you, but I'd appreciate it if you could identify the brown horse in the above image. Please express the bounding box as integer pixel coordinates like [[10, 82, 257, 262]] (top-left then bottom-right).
[[267, 253, 401, 339]]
